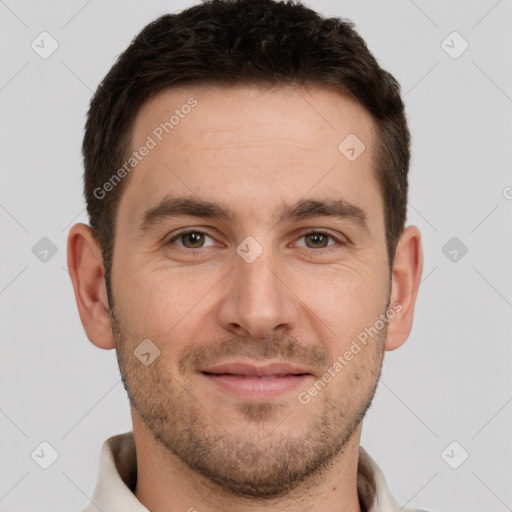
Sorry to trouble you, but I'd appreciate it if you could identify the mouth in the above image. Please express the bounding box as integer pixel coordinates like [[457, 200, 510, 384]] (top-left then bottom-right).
[[200, 361, 314, 399]]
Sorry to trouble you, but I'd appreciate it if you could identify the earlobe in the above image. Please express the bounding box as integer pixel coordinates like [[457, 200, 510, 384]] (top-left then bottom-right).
[[67, 223, 115, 350], [385, 225, 423, 351]]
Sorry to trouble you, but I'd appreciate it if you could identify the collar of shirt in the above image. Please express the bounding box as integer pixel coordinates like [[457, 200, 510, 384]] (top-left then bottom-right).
[[81, 432, 428, 512]]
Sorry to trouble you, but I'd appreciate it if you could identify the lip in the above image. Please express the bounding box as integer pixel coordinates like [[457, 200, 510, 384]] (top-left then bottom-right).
[[200, 361, 314, 399], [201, 361, 313, 377]]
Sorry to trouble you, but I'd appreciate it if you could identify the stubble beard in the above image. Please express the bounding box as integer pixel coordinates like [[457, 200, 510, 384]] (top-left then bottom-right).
[[111, 309, 386, 500]]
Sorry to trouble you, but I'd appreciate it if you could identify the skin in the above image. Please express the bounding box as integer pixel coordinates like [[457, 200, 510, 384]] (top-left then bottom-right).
[[67, 84, 423, 512]]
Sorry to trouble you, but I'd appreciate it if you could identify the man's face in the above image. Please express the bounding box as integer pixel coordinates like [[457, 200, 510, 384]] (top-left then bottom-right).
[[110, 85, 391, 497]]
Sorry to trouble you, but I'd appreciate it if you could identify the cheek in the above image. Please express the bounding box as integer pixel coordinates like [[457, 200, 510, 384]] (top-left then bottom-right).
[[295, 261, 389, 343], [119, 264, 219, 340]]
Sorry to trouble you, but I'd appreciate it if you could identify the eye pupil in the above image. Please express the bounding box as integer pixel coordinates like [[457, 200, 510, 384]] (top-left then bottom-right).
[[183, 232, 204, 248], [306, 233, 328, 248]]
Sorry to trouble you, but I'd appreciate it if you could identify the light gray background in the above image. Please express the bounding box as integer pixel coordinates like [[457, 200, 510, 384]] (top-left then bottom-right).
[[1, 0, 511, 511]]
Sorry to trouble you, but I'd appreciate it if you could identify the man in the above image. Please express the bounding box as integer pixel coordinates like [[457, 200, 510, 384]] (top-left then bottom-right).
[[67, 0, 425, 510]]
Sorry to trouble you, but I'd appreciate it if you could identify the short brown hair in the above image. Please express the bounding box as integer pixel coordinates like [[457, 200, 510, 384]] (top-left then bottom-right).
[[83, 0, 410, 276]]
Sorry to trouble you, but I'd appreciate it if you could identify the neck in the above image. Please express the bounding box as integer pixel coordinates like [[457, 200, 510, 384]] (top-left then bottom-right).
[[131, 412, 364, 512]]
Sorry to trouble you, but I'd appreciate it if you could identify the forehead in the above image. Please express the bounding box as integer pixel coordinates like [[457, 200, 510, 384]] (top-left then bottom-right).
[[118, 84, 381, 230]]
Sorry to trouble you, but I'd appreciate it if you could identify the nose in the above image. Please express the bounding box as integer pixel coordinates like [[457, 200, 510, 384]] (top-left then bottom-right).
[[216, 246, 297, 340]]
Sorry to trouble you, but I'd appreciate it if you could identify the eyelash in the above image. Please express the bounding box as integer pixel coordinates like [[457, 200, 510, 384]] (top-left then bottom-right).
[[166, 229, 346, 251]]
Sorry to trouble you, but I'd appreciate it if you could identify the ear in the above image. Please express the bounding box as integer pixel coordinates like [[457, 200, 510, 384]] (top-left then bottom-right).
[[67, 223, 115, 350], [385, 225, 423, 351]]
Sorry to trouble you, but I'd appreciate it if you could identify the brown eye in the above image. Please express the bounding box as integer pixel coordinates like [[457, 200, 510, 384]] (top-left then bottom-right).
[[181, 232, 205, 248], [168, 231, 215, 249], [303, 232, 331, 249]]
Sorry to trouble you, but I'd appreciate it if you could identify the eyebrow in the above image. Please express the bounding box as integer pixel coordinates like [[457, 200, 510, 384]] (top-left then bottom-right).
[[137, 195, 369, 234]]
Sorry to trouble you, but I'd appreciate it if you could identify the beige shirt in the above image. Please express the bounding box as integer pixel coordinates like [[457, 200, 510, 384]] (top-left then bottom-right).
[[82, 432, 429, 512]]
